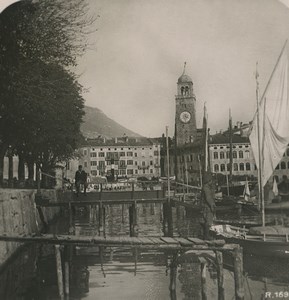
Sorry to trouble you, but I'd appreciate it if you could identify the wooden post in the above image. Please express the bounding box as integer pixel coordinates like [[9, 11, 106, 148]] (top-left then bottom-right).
[[162, 202, 169, 237], [64, 246, 70, 297], [167, 201, 173, 237], [169, 254, 177, 300], [68, 202, 75, 235], [233, 246, 245, 300], [99, 201, 103, 235], [103, 205, 106, 238], [215, 251, 225, 300], [54, 245, 64, 300], [200, 259, 207, 300], [129, 203, 137, 237]]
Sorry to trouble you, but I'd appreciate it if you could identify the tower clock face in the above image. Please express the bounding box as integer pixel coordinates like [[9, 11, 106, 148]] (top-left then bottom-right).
[[180, 111, 191, 123]]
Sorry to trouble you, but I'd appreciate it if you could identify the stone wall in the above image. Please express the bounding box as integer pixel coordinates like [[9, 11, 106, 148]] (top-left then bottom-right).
[[0, 189, 60, 264]]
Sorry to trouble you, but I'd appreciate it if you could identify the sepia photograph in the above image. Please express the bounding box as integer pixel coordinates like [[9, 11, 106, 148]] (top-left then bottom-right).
[[1, 0, 289, 299]]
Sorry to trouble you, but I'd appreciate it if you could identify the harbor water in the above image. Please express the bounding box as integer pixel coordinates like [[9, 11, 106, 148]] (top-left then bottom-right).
[[1, 203, 289, 299]]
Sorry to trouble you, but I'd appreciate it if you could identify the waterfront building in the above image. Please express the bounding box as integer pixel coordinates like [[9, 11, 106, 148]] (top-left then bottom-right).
[[209, 124, 289, 183], [65, 136, 161, 181]]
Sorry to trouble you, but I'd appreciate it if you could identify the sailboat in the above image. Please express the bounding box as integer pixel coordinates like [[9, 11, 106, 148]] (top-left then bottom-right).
[[211, 41, 289, 258]]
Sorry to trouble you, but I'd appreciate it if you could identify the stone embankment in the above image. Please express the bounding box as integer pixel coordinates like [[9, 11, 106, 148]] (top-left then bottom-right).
[[0, 189, 60, 264]]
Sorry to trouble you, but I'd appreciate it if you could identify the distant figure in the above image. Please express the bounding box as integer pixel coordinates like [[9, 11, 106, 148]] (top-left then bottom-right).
[[75, 165, 88, 196], [201, 172, 216, 239], [278, 175, 289, 201]]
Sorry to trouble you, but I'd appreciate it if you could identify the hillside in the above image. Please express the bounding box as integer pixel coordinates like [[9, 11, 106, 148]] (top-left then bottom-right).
[[81, 106, 141, 138]]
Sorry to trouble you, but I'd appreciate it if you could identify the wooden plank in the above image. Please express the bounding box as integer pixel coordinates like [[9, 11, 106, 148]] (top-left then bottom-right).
[[174, 237, 194, 247], [160, 237, 180, 244], [187, 237, 207, 245], [136, 237, 155, 245], [148, 237, 165, 244]]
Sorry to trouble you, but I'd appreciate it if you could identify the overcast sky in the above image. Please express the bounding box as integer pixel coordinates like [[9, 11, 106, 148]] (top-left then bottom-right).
[[75, 0, 289, 137]]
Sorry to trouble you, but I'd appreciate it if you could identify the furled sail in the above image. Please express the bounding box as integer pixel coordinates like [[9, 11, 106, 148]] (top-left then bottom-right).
[[249, 42, 289, 187]]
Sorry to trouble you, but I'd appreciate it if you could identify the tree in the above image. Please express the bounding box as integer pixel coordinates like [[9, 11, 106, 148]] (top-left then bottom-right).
[[0, 0, 96, 186]]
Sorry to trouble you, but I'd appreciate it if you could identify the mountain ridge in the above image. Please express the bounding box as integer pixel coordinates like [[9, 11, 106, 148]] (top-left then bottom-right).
[[81, 106, 141, 138]]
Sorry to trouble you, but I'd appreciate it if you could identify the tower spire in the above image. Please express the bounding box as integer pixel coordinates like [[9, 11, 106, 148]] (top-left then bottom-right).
[[182, 62, 187, 75]]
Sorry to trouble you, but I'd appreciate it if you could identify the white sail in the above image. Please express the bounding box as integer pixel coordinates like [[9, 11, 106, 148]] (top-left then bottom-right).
[[249, 42, 289, 187]]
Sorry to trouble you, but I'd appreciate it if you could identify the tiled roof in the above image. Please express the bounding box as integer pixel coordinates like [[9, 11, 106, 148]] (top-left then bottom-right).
[[210, 133, 249, 144], [82, 137, 159, 147]]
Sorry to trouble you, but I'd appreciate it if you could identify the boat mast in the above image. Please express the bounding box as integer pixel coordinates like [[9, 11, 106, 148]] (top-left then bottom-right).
[[255, 62, 265, 226], [229, 108, 233, 182], [166, 126, 171, 202]]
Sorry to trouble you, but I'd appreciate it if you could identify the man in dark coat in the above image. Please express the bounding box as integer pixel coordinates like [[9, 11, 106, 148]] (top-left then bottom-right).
[[75, 165, 88, 196], [201, 172, 216, 239]]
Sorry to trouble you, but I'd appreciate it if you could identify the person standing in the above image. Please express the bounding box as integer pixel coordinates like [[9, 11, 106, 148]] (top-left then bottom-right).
[[75, 165, 88, 196], [201, 172, 216, 240]]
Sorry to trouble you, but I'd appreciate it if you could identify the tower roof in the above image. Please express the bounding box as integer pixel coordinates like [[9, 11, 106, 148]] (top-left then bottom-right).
[[177, 62, 192, 83]]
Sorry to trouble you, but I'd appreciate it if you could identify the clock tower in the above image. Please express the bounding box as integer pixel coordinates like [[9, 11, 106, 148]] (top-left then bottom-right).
[[175, 63, 197, 146]]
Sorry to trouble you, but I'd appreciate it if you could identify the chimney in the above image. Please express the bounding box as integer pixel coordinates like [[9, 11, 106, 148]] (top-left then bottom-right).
[[103, 137, 106, 143], [114, 137, 118, 143]]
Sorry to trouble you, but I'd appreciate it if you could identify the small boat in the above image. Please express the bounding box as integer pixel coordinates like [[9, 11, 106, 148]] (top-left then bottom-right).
[[210, 224, 289, 258], [212, 41, 289, 258]]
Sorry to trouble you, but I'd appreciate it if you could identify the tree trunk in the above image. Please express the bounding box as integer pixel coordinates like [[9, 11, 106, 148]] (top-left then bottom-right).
[[27, 160, 35, 188], [18, 154, 25, 186], [8, 154, 13, 188]]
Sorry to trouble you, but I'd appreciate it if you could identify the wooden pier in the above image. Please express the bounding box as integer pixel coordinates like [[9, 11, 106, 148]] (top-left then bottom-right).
[[0, 233, 244, 300]]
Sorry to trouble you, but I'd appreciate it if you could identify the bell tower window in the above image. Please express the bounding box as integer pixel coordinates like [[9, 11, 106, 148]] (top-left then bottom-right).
[[185, 86, 189, 96]]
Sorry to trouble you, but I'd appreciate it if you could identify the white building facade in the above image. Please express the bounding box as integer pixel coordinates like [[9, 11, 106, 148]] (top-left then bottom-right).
[[66, 137, 161, 180]]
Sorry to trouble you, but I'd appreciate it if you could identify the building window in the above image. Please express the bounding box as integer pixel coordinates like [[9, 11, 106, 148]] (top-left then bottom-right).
[[135, 170, 138, 174], [226, 151, 230, 159], [83, 149, 87, 156], [213, 152, 218, 159], [239, 151, 243, 159], [275, 164, 280, 170], [150, 169, 153, 174], [245, 163, 251, 171], [142, 161, 145, 166], [119, 160, 126, 167], [127, 160, 133, 165], [90, 152, 97, 157], [287, 149, 289, 156], [119, 169, 126, 175], [98, 161, 105, 169], [84, 161, 87, 168], [274, 175, 279, 183], [127, 151, 133, 156], [281, 161, 286, 169], [99, 152, 105, 157], [134, 153, 137, 157], [154, 151, 158, 156], [220, 164, 225, 172], [227, 164, 230, 171], [239, 163, 244, 171], [91, 161, 97, 166], [287, 161, 289, 169], [233, 151, 237, 159], [127, 169, 133, 175], [150, 161, 153, 166], [135, 161, 138, 166], [245, 151, 250, 159], [220, 152, 225, 159], [214, 164, 219, 172], [233, 163, 238, 171], [120, 152, 125, 157]]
